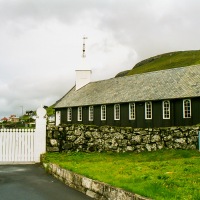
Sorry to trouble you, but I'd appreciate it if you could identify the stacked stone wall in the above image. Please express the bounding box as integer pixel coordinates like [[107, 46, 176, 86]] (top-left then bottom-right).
[[46, 124, 199, 152]]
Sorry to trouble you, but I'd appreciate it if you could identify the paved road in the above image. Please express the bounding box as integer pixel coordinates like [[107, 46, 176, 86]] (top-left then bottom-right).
[[0, 164, 93, 200]]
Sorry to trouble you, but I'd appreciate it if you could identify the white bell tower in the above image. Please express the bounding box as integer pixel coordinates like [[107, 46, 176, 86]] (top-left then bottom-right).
[[75, 37, 92, 90]]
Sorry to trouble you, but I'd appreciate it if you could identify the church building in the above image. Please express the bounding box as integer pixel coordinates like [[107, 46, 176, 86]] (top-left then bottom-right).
[[54, 64, 200, 128]]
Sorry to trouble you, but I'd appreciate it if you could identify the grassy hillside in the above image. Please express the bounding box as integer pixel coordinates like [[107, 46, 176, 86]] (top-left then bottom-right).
[[116, 50, 200, 77]]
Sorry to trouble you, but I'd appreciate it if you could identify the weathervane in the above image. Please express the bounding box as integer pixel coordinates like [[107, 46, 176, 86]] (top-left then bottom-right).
[[82, 36, 88, 58]]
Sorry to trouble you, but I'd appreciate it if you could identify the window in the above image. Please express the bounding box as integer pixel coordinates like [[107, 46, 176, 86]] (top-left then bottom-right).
[[114, 104, 120, 120], [183, 99, 191, 118], [145, 101, 152, 119], [67, 107, 72, 121], [89, 106, 94, 121], [77, 107, 82, 121], [56, 111, 61, 126], [101, 105, 106, 120], [129, 103, 135, 120], [163, 100, 170, 119]]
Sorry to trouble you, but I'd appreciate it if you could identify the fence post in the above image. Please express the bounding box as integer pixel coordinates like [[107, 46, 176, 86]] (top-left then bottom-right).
[[34, 106, 47, 163]]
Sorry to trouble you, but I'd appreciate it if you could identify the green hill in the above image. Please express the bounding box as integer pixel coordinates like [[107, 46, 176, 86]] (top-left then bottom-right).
[[115, 50, 200, 77]]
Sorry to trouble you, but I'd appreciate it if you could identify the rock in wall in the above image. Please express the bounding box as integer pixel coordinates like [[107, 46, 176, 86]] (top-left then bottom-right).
[[46, 124, 199, 153]]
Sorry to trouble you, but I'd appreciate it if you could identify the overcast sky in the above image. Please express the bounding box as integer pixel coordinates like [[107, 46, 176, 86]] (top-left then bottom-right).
[[0, 0, 200, 118]]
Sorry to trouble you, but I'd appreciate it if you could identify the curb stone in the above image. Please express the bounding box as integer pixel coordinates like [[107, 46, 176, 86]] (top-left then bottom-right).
[[43, 162, 151, 200]]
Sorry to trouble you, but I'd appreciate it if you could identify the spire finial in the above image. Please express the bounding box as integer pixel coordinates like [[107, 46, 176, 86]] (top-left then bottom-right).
[[82, 36, 88, 58]]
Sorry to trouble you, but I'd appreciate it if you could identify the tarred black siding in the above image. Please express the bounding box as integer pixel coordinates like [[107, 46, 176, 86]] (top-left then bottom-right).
[[60, 108, 67, 124], [56, 97, 200, 128]]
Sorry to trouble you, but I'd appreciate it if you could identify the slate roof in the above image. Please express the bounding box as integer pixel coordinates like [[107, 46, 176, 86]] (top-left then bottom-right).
[[55, 65, 200, 108]]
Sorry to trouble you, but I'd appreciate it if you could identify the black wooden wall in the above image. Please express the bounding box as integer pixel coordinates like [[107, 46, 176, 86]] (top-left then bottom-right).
[[57, 97, 200, 128]]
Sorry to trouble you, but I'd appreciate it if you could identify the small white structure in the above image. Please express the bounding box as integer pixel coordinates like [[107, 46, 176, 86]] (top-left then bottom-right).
[[75, 36, 92, 91], [48, 115, 55, 123], [75, 70, 92, 90]]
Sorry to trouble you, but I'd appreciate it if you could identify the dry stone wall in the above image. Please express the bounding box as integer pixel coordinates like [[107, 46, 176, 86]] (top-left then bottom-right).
[[46, 124, 199, 152]]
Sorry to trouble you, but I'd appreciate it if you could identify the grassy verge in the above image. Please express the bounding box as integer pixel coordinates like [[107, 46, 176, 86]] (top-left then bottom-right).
[[43, 149, 200, 200]]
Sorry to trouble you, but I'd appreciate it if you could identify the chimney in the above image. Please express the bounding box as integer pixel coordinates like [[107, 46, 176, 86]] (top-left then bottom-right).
[[75, 70, 92, 90]]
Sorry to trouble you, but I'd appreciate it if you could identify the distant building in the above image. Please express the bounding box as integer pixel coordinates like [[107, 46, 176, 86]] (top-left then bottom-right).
[[1, 117, 8, 122], [8, 115, 19, 123]]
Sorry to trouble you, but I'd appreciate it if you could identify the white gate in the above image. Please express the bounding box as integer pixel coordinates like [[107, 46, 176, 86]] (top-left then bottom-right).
[[0, 106, 47, 164], [0, 129, 35, 163]]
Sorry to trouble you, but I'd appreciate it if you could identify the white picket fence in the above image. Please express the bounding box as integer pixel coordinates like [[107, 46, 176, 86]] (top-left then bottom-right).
[[0, 129, 35, 163], [0, 106, 47, 164]]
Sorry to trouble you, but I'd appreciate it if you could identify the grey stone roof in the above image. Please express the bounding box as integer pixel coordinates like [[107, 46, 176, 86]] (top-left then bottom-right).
[[55, 65, 200, 108]]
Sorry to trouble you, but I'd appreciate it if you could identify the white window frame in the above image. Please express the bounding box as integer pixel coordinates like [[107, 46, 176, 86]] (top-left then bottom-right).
[[145, 101, 152, 119], [163, 100, 170, 119], [114, 104, 120, 120], [183, 99, 191, 118], [55, 111, 61, 126], [89, 106, 94, 121], [129, 103, 135, 120], [77, 107, 82, 121], [67, 107, 72, 121], [101, 105, 106, 121]]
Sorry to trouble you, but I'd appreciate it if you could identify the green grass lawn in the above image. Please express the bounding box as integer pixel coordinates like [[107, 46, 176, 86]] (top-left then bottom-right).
[[43, 149, 200, 200]]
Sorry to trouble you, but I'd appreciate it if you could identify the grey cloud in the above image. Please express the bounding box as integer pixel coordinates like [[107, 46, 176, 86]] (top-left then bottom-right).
[[96, 0, 200, 61], [0, 0, 102, 25], [0, 74, 73, 117], [0, 0, 200, 118]]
